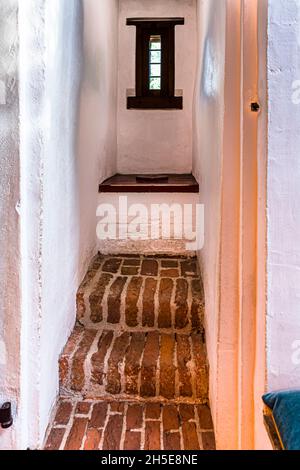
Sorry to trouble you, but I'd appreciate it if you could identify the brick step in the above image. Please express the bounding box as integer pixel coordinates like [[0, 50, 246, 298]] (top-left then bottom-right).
[[60, 327, 208, 403], [76, 254, 204, 331], [51, 254, 215, 450], [45, 398, 215, 450]]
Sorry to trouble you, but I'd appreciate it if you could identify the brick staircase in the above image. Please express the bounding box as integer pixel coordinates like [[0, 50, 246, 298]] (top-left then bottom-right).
[[44, 254, 215, 450]]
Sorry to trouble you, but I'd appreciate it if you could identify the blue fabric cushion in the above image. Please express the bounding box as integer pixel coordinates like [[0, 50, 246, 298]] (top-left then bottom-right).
[[263, 390, 300, 450]]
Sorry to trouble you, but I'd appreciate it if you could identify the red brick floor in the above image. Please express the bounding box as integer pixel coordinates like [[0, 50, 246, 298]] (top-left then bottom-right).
[[76, 254, 204, 331], [45, 255, 215, 450], [44, 399, 215, 451], [60, 327, 208, 401]]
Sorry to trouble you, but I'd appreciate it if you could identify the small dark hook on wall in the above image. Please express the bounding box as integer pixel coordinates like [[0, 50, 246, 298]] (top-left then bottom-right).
[[251, 102, 260, 112], [0, 402, 13, 429]]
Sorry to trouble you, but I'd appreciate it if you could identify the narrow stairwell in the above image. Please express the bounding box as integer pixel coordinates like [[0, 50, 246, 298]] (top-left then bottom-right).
[[44, 254, 215, 450]]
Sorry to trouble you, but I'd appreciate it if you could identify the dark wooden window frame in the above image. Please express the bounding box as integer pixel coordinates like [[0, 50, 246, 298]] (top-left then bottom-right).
[[126, 18, 184, 110]]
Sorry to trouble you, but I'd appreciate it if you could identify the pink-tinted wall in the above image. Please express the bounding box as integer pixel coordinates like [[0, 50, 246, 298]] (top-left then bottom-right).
[[193, 0, 269, 450]]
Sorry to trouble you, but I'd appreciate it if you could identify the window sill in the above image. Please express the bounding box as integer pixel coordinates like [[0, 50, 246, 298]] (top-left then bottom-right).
[[99, 174, 199, 194], [127, 96, 183, 110]]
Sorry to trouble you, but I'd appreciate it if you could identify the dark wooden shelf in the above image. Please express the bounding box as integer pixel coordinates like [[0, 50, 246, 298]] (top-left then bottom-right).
[[99, 174, 199, 194]]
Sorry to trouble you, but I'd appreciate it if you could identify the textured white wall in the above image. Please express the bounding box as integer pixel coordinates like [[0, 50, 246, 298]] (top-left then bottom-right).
[[19, 0, 85, 448], [77, 0, 119, 265], [6, 0, 299, 451], [39, 0, 84, 441], [18, 0, 120, 449], [267, 0, 300, 391], [117, 0, 197, 174], [0, 0, 21, 450]]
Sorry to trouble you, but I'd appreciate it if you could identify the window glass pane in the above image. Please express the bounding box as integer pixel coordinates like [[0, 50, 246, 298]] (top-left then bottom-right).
[[150, 77, 161, 90], [150, 64, 161, 77], [149, 35, 161, 90], [149, 35, 161, 50], [150, 50, 161, 64]]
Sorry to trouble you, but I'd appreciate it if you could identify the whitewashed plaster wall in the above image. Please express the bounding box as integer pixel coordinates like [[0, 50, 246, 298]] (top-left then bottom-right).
[[19, 0, 85, 448], [38, 0, 84, 444], [193, 0, 226, 448], [267, 0, 300, 391], [0, 0, 21, 450], [117, 0, 197, 174], [18, 0, 119, 449], [77, 0, 119, 265]]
